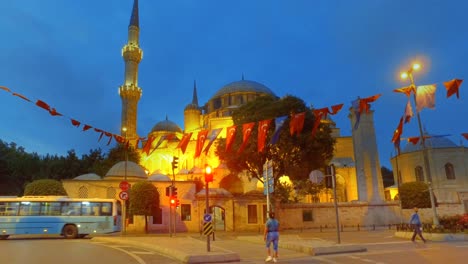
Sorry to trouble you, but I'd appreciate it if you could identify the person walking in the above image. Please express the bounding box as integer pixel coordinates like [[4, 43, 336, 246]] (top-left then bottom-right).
[[409, 207, 426, 243], [264, 211, 279, 262]]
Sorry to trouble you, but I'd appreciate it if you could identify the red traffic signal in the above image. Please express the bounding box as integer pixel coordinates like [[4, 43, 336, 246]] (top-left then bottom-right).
[[205, 165, 213, 183], [170, 197, 176, 206]]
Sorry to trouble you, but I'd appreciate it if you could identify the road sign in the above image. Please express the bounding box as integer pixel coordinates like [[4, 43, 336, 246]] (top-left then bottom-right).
[[119, 191, 129, 200], [119, 181, 130, 191], [203, 222, 213, 235], [203, 214, 212, 222]]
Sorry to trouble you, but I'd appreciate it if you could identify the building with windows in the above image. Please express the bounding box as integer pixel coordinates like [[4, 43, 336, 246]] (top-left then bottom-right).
[[62, 0, 467, 232], [389, 135, 468, 205]]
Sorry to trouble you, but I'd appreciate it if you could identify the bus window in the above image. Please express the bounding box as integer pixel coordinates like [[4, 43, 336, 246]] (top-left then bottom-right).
[[81, 202, 101, 216], [19, 202, 41, 216], [62, 202, 82, 216], [40, 202, 61, 216], [101, 202, 112, 216], [0, 202, 19, 216]]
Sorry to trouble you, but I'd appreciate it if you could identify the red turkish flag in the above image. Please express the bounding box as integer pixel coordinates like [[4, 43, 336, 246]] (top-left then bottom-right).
[[83, 124, 92, 131], [194, 130, 209, 158], [359, 94, 381, 114], [142, 136, 155, 155], [238, 122, 255, 154], [462, 133, 468, 140], [289, 112, 305, 136], [443, 78, 463, 99], [257, 119, 272, 153], [225, 125, 237, 152], [330, 103, 344, 115], [393, 86, 414, 97], [177, 133, 192, 154], [36, 100, 51, 111], [391, 117, 404, 143], [0, 86, 11, 93], [408, 136, 420, 145], [12, 92, 31, 102], [71, 119, 81, 127]]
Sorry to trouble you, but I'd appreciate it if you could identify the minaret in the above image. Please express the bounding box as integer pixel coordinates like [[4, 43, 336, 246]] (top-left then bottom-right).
[[184, 81, 202, 132], [119, 0, 143, 145], [349, 105, 384, 203]]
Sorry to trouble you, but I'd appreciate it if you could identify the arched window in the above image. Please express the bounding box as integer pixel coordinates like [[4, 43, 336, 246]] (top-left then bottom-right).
[[78, 186, 88, 198], [414, 166, 424, 182], [107, 187, 116, 199], [445, 163, 456, 180]]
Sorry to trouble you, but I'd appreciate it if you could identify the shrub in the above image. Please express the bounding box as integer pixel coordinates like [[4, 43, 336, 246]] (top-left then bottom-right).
[[458, 213, 468, 228], [23, 179, 67, 196]]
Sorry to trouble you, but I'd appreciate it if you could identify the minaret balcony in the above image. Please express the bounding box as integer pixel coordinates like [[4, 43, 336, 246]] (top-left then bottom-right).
[[119, 85, 142, 99], [122, 45, 143, 62]]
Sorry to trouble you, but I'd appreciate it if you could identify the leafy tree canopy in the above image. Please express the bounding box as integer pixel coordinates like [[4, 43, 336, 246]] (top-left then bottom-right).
[[129, 181, 159, 216], [399, 181, 433, 209], [215, 95, 335, 186], [23, 179, 68, 196]]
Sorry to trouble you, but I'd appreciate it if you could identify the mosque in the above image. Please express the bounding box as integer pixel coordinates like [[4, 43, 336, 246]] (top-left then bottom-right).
[[62, 0, 467, 232]]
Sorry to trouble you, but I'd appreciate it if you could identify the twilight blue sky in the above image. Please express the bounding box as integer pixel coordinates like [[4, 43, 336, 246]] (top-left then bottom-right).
[[1, 0, 467, 168]]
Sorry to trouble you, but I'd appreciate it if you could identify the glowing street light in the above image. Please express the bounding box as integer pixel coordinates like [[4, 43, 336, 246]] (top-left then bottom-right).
[[399, 62, 440, 227]]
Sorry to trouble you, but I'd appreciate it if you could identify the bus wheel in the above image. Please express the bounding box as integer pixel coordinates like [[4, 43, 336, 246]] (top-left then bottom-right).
[[0, 235, 9, 240], [62, 225, 78, 239]]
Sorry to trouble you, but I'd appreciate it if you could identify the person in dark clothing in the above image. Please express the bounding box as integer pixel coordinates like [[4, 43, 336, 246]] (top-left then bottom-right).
[[409, 207, 426, 243]]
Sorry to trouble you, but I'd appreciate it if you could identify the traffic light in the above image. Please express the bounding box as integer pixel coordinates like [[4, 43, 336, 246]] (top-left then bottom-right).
[[170, 197, 176, 207], [172, 156, 179, 170], [175, 199, 180, 207], [172, 186, 178, 198], [205, 164, 213, 183]]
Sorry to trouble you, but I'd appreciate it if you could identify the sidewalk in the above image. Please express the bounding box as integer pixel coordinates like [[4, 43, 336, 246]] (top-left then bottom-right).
[[91, 229, 370, 264]]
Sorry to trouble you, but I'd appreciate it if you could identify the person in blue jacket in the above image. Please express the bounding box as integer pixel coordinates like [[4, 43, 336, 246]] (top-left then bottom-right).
[[264, 211, 279, 262], [409, 207, 426, 243]]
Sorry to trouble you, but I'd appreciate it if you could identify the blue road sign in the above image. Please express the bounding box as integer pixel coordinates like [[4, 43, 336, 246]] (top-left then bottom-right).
[[203, 214, 212, 222]]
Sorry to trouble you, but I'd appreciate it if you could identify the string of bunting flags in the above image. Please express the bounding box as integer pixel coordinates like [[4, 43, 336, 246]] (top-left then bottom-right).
[[390, 78, 465, 154], [1, 78, 467, 159]]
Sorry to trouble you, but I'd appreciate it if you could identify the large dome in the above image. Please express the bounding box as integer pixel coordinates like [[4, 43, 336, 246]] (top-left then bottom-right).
[[402, 135, 458, 153], [211, 80, 276, 99], [105, 161, 147, 179], [151, 118, 182, 133]]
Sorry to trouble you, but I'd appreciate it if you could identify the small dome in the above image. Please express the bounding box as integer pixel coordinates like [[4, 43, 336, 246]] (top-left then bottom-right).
[[402, 135, 458, 153], [151, 118, 182, 133], [148, 173, 171, 181], [212, 80, 276, 99], [105, 161, 147, 179], [74, 173, 101, 180]]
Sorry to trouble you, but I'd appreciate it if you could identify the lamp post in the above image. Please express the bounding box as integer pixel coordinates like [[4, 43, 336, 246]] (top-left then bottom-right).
[[122, 126, 128, 235], [400, 63, 440, 226]]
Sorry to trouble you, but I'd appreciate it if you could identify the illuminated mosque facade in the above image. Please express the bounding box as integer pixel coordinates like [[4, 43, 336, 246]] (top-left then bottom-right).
[[63, 0, 468, 232]]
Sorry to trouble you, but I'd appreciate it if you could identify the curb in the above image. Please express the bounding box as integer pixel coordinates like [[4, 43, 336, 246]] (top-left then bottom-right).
[[394, 231, 468, 242]]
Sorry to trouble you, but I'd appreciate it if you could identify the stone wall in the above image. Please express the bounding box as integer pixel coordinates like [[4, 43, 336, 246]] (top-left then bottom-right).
[[277, 202, 465, 229]]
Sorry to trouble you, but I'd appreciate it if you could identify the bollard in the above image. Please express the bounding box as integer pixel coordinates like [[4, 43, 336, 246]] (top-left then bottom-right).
[[357, 224, 360, 231]]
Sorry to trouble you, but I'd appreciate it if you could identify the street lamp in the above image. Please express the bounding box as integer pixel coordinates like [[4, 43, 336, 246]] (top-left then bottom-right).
[[400, 63, 440, 226], [121, 126, 128, 235]]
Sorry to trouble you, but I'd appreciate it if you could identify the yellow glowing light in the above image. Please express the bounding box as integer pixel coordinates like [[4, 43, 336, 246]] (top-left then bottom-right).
[[400, 72, 408, 79], [122, 127, 127, 132], [412, 63, 421, 71]]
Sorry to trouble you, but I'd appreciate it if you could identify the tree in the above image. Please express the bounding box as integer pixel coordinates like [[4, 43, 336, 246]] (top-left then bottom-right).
[[23, 179, 68, 196], [381, 166, 394, 188], [215, 95, 335, 197], [399, 181, 433, 209], [128, 181, 159, 233]]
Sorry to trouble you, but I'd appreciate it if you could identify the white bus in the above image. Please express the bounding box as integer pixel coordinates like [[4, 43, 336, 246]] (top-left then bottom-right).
[[0, 196, 121, 239]]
